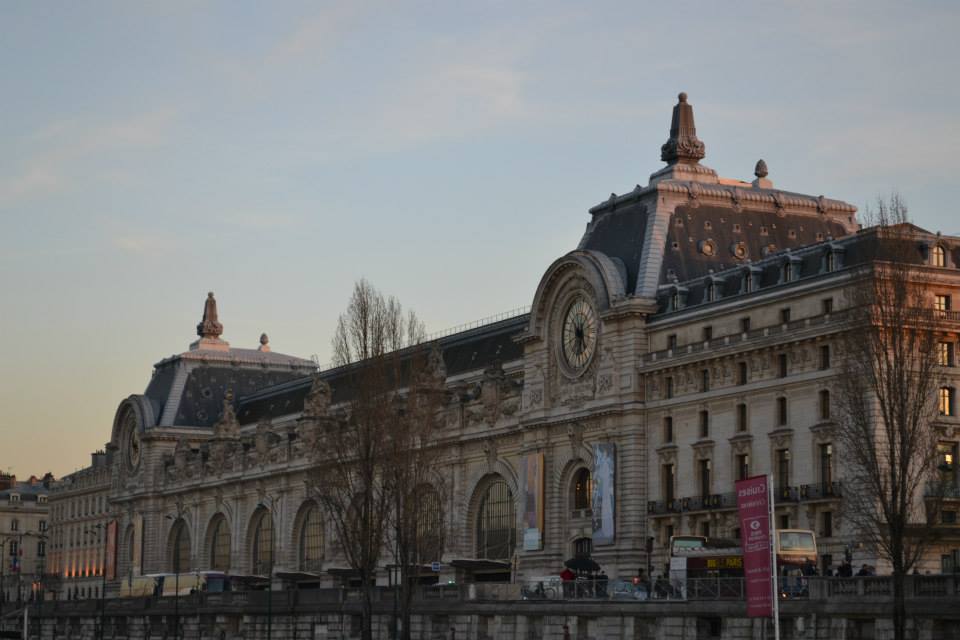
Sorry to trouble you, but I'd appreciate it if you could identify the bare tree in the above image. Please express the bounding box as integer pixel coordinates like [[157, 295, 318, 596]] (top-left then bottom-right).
[[309, 279, 433, 640], [835, 195, 947, 640], [383, 345, 447, 640]]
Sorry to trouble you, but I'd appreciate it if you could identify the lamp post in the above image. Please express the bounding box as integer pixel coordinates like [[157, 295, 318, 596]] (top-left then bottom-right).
[[256, 498, 278, 640], [164, 510, 187, 640], [84, 523, 107, 640]]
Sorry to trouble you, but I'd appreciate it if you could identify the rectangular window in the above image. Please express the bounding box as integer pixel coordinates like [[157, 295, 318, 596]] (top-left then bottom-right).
[[700, 521, 711, 538], [939, 343, 955, 367], [39, 520, 47, 532], [699, 410, 710, 438], [699, 459, 712, 498], [776, 448, 790, 488], [935, 294, 952, 316], [667, 334, 677, 350], [738, 362, 748, 386], [778, 353, 788, 378], [777, 397, 788, 425], [737, 403, 748, 432], [820, 443, 834, 485], [940, 387, 956, 417], [665, 377, 673, 400], [938, 442, 957, 487], [663, 416, 674, 443], [780, 307, 791, 324], [779, 514, 790, 530], [736, 453, 750, 481], [703, 326, 713, 342], [663, 464, 676, 502], [820, 345, 831, 370], [819, 390, 831, 420], [701, 369, 710, 392], [822, 511, 833, 538], [37, 541, 46, 557], [822, 298, 833, 315], [740, 317, 751, 334]]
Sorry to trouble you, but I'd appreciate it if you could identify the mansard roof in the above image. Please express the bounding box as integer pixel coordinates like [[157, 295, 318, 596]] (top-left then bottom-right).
[[136, 292, 315, 429], [577, 93, 858, 299]]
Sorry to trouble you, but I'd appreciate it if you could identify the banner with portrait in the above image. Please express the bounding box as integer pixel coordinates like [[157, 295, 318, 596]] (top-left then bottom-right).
[[105, 520, 118, 580], [591, 443, 616, 545]]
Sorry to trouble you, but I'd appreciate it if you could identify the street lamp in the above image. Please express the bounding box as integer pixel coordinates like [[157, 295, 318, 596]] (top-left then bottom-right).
[[84, 524, 108, 640], [256, 498, 278, 640], [164, 510, 187, 640]]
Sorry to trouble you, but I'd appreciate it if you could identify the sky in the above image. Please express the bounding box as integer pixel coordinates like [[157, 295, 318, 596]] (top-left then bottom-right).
[[2, 1, 959, 478]]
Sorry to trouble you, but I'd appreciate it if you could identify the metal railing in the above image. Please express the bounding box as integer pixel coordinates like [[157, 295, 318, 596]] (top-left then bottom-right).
[[799, 482, 843, 500]]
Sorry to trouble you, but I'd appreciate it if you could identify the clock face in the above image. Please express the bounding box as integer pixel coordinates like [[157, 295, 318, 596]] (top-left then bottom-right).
[[561, 297, 598, 372], [127, 426, 141, 469]]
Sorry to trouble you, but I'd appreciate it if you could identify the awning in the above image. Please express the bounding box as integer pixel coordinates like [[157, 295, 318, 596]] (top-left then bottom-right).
[[276, 571, 323, 582], [449, 559, 511, 572]]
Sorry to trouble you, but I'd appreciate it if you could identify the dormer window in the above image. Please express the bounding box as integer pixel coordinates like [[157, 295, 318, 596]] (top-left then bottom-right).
[[671, 290, 681, 311], [38, 495, 48, 504], [825, 251, 835, 273], [9, 493, 20, 503], [783, 262, 794, 282], [705, 282, 716, 302], [744, 271, 753, 293], [933, 245, 946, 268]]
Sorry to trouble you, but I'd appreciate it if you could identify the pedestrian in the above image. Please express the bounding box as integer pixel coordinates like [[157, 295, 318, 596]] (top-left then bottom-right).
[[856, 564, 870, 577], [560, 566, 575, 598]]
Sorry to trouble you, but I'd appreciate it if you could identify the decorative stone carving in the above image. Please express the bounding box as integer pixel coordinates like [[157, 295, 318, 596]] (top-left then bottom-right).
[[523, 364, 545, 411], [213, 390, 240, 439], [303, 373, 332, 419], [660, 93, 706, 165], [482, 439, 498, 470], [196, 291, 224, 338]]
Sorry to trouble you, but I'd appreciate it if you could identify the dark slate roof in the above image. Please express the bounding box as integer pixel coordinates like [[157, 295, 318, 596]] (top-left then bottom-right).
[[659, 204, 850, 284], [580, 202, 649, 293], [652, 224, 960, 315], [175, 366, 309, 427], [236, 314, 528, 425]]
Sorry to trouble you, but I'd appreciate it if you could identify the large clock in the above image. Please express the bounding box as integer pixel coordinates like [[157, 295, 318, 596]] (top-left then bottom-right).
[[128, 427, 141, 469], [561, 297, 598, 372]]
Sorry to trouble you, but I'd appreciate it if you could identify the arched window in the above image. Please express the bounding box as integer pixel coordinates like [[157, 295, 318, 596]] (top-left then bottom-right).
[[743, 271, 753, 293], [572, 468, 591, 511], [251, 509, 273, 576], [209, 515, 231, 572], [825, 251, 835, 272], [933, 245, 946, 268], [475, 479, 515, 561], [414, 485, 444, 563], [783, 262, 793, 282], [168, 519, 190, 574], [298, 505, 323, 571], [705, 282, 716, 302]]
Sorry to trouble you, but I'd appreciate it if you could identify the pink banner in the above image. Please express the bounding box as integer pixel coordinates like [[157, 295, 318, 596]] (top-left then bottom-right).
[[736, 475, 773, 617]]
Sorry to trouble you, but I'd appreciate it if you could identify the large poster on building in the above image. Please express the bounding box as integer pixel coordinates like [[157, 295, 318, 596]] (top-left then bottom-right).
[[591, 443, 616, 546], [736, 475, 773, 617], [132, 513, 144, 577], [522, 452, 544, 550], [105, 520, 118, 580]]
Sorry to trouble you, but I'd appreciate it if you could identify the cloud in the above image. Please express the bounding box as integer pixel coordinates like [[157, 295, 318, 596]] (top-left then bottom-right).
[[0, 108, 177, 206]]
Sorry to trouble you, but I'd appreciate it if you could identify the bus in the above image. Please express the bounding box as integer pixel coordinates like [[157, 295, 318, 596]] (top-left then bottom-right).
[[119, 572, 237, 598], [669, 530, 818, 598]]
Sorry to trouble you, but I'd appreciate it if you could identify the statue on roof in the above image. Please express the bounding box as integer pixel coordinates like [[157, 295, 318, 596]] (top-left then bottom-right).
[[660, 92, 706, 165], [196, 291, 224, 339], [213, 389, 240, 439], [303, 372, 332, 419]]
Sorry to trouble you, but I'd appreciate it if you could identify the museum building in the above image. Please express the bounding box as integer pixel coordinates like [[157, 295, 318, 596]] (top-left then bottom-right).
[[48, 93, 960, 598]]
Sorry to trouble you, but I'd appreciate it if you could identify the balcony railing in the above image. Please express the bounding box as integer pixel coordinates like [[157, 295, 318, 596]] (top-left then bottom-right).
[[926, 481, 960, 499], [650, 484, 841, 516], [799, 481, 843, 500]]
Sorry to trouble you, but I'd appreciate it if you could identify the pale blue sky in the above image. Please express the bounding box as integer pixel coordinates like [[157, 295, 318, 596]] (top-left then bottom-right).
[[2, 1, 959, 477]]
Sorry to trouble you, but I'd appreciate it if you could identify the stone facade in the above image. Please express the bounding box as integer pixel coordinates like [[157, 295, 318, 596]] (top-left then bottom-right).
[[46, 451, 112, 600], [0, 473, 51, 606], [43, 94, 960, 615]]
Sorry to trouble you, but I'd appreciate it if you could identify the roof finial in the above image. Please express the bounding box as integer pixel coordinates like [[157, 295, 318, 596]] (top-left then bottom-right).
[[258, 333, 271, 352], [661, 91, 705, 165], [752, 159, 773, 189], [196, 291, 224, 339]]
